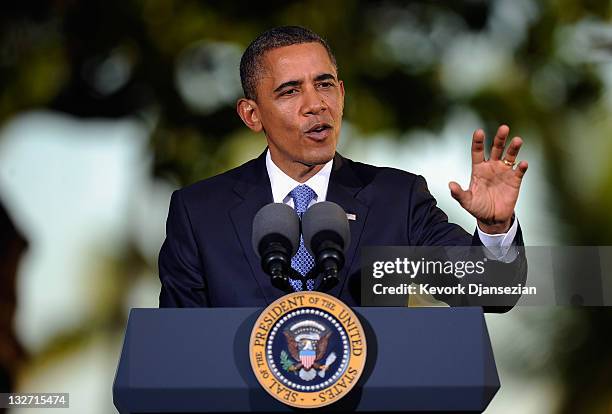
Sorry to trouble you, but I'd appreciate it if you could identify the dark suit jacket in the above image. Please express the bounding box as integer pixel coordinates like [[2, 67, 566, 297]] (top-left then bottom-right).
[[159, 151, 526, 310]]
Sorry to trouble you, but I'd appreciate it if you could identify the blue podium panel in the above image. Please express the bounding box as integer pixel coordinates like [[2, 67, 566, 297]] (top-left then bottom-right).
[[113, 307, 499, 413]]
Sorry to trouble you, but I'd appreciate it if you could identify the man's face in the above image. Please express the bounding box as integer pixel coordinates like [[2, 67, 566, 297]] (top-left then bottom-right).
[[247, 42, 344, 173]]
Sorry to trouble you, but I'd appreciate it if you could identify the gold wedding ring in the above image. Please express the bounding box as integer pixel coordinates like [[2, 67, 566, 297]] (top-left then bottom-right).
[[502, 159, 515, 167]]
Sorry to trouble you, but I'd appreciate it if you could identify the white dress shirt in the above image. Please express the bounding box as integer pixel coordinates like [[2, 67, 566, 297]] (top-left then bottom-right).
[[265, 150, 518, 261], [266, 149, 333, 208]]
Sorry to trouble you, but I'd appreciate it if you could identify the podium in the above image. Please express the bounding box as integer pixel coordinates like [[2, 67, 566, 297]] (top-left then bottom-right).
[[113, 307, 499, 413]]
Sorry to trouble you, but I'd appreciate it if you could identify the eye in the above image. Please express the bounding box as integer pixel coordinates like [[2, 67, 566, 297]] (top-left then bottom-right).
[[318, 81, 333, 88], [281, 88, 298, 96]]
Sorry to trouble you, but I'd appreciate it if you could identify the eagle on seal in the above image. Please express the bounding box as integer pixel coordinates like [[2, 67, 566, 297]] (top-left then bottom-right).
[[283, 330, 332, 375]]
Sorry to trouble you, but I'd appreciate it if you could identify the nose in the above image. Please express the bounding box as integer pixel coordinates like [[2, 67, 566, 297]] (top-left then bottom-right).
[[302, 86, 326, 115]]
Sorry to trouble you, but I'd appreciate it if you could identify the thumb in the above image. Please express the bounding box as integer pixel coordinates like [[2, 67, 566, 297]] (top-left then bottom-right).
[[449, 181, 470, 208]]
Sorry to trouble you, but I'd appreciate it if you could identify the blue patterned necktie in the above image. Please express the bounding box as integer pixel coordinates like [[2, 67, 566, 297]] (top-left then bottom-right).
[[289, 184, 316, 291]]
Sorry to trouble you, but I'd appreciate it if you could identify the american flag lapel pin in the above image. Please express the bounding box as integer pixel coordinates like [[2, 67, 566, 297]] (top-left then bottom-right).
[[346, 213, 357, 221]]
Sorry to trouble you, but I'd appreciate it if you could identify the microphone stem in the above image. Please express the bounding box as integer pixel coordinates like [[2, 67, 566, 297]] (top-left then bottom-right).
[[320, 257, 339, 291]]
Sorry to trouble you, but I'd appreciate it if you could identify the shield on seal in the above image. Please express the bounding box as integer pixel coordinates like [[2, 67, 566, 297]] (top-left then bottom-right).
[[299, 349, 316, 369]]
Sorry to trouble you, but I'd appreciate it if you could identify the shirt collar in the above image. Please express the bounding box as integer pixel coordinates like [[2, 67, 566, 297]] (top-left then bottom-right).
[[265, 149, 333, 204]]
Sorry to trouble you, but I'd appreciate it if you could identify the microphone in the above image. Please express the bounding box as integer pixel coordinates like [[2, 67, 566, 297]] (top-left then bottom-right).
[[302, 202, 351, 292], [252, 203, 300, 292]]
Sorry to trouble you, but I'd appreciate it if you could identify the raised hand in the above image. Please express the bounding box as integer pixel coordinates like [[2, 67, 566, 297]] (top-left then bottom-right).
[[449, 125, 528, 234]]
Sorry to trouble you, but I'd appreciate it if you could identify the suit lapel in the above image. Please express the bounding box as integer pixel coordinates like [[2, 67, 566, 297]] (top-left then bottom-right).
[[324, 153, 369, 299], [228, 151, 280, 304]]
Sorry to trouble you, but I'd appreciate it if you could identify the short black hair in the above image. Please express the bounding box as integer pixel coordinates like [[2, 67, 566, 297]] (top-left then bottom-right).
[[239, 26, 337, 100]]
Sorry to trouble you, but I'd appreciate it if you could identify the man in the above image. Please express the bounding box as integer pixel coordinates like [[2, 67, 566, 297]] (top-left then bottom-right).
[[158, 26, 528, 309], [0, 199, 27, 398]]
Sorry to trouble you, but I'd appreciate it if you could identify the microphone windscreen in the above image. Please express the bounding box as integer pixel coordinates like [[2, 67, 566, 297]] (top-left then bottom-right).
[[302, 201, 350, 255], [252, 203, 300, 257]]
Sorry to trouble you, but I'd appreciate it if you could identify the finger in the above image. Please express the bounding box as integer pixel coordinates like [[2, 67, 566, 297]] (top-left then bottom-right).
[[515, 160, 528, 179], [449, 181, 472, 208], [471, 129, 485, 164], [502, 136, 523, 165], [490, 124, 509, 161]]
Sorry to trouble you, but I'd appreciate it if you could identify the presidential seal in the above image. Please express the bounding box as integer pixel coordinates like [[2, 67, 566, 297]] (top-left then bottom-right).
[[249, 291, 367, 409]]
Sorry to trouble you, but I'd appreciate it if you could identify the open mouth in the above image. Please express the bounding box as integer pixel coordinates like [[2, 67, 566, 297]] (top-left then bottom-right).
[[304, 123, 332, 140], [307, 123, 331, 133]]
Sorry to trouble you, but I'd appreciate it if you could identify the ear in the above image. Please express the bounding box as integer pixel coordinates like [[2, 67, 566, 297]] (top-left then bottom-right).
[[338, 79, 345, 114], [236, 98, 262, 132]]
